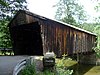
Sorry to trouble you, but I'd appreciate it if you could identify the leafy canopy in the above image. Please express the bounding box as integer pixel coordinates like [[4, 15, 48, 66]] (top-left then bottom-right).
[[55, 0, 87, 25], [0, 0, 28, 48]]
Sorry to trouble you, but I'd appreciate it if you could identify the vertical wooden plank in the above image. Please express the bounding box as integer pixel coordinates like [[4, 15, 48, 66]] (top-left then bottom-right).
[[45, 22, 48, 52], [75, 31, 77, 54], [43, 22, 47, 54], [51, 22, 54, 52], [59, 24, 61, 55], [87, 34, 89, 53], [84, 33, 86, 53], [70, 28, 74, 55], [85, 34, 87, 53], [83, 33, 85, 53], [67, 28, 70, 55], [73, 30, 76, 54], [81, 33, 84, 52], [80, 32, 82, 53], [66, 27, 68, 55], [63, 26, 66, 55], [60, 25, 62, 56], [55, 24, 58, 56], [64, 26, 67, 55], [78, 32, 80, 53], [88, 35, 91, 52], [51, 23, 53, 51], [53, 22, 56, 53], [40, 22, 44, 55], [76, 31, 79, 54], [48, 22, 51, 51], [90, 35, 92, 52]]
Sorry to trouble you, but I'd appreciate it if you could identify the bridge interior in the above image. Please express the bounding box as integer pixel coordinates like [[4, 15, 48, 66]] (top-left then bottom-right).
[[10, 22, 43, 55]]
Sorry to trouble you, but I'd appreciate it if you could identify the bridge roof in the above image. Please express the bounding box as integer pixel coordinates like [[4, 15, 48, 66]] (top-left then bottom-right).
[[8, 10, 97, 36]]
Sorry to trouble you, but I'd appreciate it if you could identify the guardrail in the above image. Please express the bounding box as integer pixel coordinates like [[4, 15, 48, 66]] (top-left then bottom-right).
[[13, 59, 27, 75]]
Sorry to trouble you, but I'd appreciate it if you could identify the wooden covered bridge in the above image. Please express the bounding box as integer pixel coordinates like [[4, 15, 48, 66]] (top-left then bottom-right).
[[8, 10, 97, 57]]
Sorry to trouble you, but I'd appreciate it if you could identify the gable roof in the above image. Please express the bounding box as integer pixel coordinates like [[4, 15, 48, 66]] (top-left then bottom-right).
[[8, 10, 97, 36]]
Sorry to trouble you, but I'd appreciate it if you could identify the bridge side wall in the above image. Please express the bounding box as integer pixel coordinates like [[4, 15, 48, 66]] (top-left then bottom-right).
[[8, 10, 97, 57]]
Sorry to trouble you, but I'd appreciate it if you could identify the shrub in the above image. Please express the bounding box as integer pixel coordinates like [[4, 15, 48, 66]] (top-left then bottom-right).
[[94, 46, 100, 58], [20, 62, 36, 75], [20, 57, 74, 75]]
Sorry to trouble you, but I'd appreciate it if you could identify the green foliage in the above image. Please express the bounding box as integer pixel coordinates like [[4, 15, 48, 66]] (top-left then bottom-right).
[[57, 68, 73, 75], [0, 0, 8, 6], [55, 0, 87, 25], [94, 1, 100, 24], [0, 0, 27, 19], [0, 19, 12, 48], [21, 63, 37, 75], [94, 2, 100, 12], [0, 0, 28, 48], [55, 55, 76, 75], [62, 15, 77, 26], [42, 70, 55, 75], [20, 57, 74, 75], [94, 46, 100, 58], [79, 23, 96, 32], [40, 69, 73, 75], [56, 57, 77, 68], [93, 26, 100, 47]]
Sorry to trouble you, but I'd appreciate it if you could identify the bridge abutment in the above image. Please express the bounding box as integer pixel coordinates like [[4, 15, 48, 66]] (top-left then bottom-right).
[[79, 53, 96, 64], [73, 53, 100, 65]]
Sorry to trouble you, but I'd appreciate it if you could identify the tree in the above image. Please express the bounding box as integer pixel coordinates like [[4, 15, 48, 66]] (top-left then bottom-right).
[[95, 2, 100, 12], [94, 1, 100, 47], [94, 2, 100, 58], [94, 2, 100, 23], [0, 0, 28, 48], [0, 0, 27, 19], [54, 0, 87, 25], [0, 0, 8, 6]]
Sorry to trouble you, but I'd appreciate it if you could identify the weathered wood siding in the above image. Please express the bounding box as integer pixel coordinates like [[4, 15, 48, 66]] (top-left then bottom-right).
[[9, 10, 97, 57], [24, 12, 96, 57]]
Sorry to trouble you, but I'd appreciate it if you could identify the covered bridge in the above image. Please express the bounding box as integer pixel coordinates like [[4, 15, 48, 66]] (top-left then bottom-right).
[[8, 10, 97, 57]]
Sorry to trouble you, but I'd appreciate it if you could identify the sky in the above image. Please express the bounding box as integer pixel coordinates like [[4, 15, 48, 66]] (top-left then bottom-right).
[[79, 0, 100, 22], [26, 0, 58, 19], [26, 0, 100, 22]]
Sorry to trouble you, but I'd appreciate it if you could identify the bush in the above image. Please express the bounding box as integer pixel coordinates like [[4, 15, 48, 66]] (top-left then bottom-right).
[[57, 68, 73, 75], [20, 62, 36, 75], [94, 46, 100, 58], [20, 57, 74, 75]]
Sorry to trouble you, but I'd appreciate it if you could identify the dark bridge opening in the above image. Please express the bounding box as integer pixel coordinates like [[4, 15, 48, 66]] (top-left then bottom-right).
[[10, 22, 43, 55]]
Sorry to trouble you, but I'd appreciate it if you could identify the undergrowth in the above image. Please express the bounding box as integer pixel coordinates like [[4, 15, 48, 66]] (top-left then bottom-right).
[[20, 56, 74, 75]]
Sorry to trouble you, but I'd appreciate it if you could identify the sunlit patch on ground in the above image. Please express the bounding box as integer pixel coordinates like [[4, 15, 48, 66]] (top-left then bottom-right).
[[84, 66, 100, 75]]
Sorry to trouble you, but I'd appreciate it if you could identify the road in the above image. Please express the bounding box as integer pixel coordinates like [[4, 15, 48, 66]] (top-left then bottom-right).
[[0, 56, 28, 75]]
